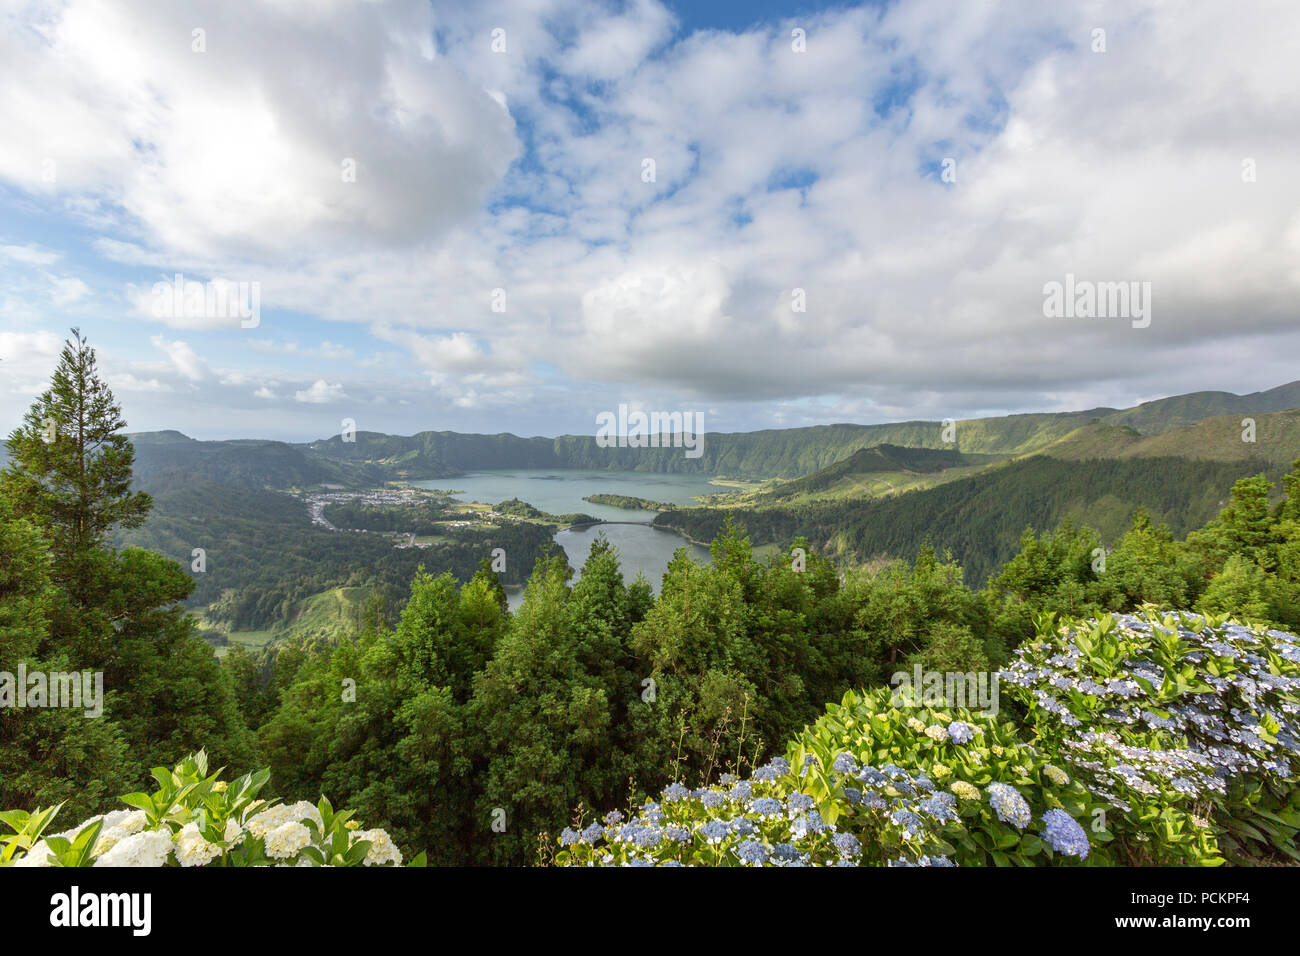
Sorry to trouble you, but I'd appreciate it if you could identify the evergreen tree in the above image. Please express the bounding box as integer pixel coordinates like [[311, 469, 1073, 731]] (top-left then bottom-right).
[[2, 329, 150, 609], [1, 331, 255, 800]]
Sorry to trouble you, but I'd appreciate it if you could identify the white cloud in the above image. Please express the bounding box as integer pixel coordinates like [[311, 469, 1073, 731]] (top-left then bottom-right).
[[0, 0, 519, 258], [108, 372, 169, 393], [0, 244, 60, 266], [150, 334, 209, 381], [0, 330, 64, 395], [2, 0, 1299, 436], [294, 379, 347, 404]]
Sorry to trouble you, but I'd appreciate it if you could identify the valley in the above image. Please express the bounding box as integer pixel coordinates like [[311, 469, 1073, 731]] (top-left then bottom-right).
[[111, 381, 1300, 653]]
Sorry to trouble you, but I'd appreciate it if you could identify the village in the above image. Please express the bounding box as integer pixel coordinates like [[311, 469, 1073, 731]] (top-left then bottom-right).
[[296, 486, 514, 547]]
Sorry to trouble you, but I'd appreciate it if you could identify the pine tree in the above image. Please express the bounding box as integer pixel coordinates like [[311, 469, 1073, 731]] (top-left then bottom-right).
[[2, 329, 151, 605]]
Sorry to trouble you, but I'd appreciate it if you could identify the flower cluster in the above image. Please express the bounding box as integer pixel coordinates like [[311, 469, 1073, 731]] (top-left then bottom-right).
[[1, 752, 416, 868], [1001, 612, 1300, 786], [790, 686, 1108, 866], [999, 611, 1300, 862], [555, 755, 959, 867]]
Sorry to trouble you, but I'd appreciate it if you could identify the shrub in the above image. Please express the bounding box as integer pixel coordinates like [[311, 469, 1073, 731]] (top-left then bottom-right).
[[558, 609, 1299, 867], [790, 686, 1111, 865], [0, 751, 422, 868], [1000, 609, 1300, 864], [553, 756, 958, 867]]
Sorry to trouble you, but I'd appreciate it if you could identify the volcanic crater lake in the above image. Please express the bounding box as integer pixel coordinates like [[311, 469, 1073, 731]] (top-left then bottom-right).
[[411, 469, 723, 608]]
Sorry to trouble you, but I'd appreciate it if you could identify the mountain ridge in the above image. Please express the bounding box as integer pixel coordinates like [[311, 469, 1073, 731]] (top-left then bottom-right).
[[106, 379, 1300, 488]]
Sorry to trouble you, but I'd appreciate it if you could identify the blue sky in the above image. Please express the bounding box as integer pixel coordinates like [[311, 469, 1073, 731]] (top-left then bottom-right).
[[2, 0, 1298, 442]]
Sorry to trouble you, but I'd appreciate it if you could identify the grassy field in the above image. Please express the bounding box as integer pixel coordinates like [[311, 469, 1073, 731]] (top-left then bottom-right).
[[207, 586, 374, 656]]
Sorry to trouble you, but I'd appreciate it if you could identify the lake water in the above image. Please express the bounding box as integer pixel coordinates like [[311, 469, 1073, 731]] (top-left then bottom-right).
[[411, 469, 720, 609]]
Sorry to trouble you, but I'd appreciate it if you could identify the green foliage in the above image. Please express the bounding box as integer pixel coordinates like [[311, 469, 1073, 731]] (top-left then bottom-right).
[[0, 332, 257, 819], [118, 475, 561, 632], [0, 751, 410, 867], [791, 688, 1110, 865], [658, 456, 1273, 586], [1003, 610, 1300, 865]]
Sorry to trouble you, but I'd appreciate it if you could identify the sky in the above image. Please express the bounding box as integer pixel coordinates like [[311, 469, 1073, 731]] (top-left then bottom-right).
[[1, 0, 1298, 442]]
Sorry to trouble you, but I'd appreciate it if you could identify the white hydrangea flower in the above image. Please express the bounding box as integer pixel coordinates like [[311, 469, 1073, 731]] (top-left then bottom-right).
[[93, 811, 150, 857], [101, 810, 147, 834], [49, 813, 107, 843], [224, 817, 245, 845], [265, 821, 311, 860], [175, 822, 223, 867], [352, 828, 402, 866], [12, 841, 53, 867], [93, 828, 174, 867], [246, 801, 321, 839]]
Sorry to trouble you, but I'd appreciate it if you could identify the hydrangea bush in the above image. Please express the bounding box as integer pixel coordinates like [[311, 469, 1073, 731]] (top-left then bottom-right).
[[554, 702, 1106, 868], [0, 752, 422, 868], [790, 686, 1112, 866], [1001, 609, 1300, 864], [554, 755, 960, 867], [559, 610, 1299, 867]]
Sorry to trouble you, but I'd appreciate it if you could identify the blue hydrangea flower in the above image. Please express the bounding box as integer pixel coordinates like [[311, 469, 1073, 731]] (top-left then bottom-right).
[[664, 825, 691, 844], [1041, 808, 1089, 859], [832, 831, 861, 859], [752, 758, 788, 783], [860, 791, 887, 810], [634, 825, 664, 849], [919, 795, 957, 823], [751, 797, 782, 818], [787, 792, 815, 813], [832, 752, 859, 775], [889, 854, 957, 867], [737, 840, 769, 865], [858, 767, 889, 787], [986, 783, 1032, 829], [790, 811, 825, 840], [701, 820, 729, 844], [947, 721, 977, 744], [728, 816, 756, 838], [662, 782, 690, 803], [889, 809, 925, 838], [771, 842, 799, 864], [603, 810, 623, 826], [580, 822, 604, 844], [559, 827, 580, 846]]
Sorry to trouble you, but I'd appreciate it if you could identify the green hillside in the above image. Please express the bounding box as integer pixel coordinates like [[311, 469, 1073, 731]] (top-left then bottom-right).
[[1098, 380, 1300, 433], [116, 379, 1299, 489], [655, 455, 1279, 585], [1040, 409, 1300, 464], [761, 444, 998, 502]]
